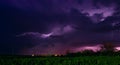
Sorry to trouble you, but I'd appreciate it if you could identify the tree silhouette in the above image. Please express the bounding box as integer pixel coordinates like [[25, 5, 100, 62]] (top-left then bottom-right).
[[81, 50, 94, 56], [100, 41, 115, 52]]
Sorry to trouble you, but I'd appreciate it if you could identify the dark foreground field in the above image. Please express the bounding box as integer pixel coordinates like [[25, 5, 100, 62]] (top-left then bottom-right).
[[0, 56, 120, 65]]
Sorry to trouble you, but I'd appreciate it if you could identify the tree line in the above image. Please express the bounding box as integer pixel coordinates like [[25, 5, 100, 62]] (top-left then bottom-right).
[[64, 42, 120, 56]]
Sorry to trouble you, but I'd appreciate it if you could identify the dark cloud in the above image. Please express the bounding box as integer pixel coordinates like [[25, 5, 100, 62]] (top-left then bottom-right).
[[77, 0, 83, 4], [93, 0, 116, 7]]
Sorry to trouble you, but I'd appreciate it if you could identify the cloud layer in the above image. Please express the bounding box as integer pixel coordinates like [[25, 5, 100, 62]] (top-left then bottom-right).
[[1, 0, 120, 55]]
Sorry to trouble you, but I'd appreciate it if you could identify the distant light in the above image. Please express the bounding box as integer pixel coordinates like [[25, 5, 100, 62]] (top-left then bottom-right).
[[32, 54, 35, 56], [54, 54, 58, 56]]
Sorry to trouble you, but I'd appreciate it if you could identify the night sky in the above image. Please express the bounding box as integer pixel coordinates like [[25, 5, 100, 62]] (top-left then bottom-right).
[[1, 0, 120, 55]]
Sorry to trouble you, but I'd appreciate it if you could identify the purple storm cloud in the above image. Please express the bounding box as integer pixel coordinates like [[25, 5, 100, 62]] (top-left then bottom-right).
[[1, 0, 120, 55]]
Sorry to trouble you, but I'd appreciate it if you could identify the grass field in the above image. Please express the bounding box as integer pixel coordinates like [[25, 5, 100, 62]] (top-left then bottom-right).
[[0, 56, 120, 65]]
